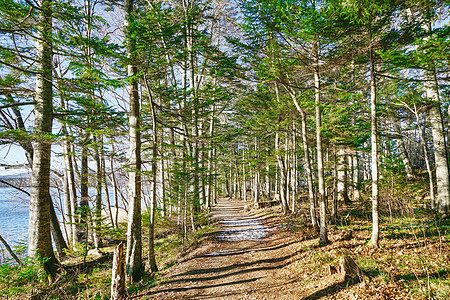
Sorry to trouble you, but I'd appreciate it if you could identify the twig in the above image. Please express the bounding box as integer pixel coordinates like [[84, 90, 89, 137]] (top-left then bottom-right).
[[0, 233, 23, 265]]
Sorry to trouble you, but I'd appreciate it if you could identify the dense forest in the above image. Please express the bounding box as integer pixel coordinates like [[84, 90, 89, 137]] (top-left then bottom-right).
[[0, 0, 449, 299]]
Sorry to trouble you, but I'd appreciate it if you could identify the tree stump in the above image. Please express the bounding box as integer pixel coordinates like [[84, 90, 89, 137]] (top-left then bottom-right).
[[339, 250, 363, 283], [111, 242, 126, 300], [328, 250, 364, 284]]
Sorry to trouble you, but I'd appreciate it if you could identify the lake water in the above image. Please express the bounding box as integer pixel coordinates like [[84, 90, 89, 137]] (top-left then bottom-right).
[[0, 187, 30, 248], [0, 185, 117, 252]]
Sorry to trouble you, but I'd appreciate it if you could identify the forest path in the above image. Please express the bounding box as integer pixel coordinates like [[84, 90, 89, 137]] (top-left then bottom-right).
[[137, 198, 310, 299]]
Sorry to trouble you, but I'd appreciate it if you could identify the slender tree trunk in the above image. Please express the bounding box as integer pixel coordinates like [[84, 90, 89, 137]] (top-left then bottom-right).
[[110, 144, 119, 229], [292, 123, 297, 213], [275, 132, 288, 213], [412, 107, 436, 208], [62, 166, 71, 243], [352, 154, 360, 202], [80, 143, 89, 221], [332, 147, 338, 222], [50, 202, 68, 258], [314, 47, 329, 245], [337, 147, 350, 205], [243, 152, 247, 202], [287, 90, 318, 229], [206, 112, 215, 208], [28, 0, 58, 278], [102, 150, 115, 229], [368, 27, 379, 247], [144, 78, 159, 273], [274, 84, 289, 213], [301, 112, 317, 229], [395, 123, 413, 180], [285, 139, 290, 211], [93, 136, 103, 249], [125, 0, 144, 282]]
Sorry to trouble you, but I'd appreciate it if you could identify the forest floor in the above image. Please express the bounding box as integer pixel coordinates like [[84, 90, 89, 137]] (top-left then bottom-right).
[[135, 198, 450, 299]]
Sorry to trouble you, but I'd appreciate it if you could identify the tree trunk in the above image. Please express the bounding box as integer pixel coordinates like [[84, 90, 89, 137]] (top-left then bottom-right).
[[207, 113, 215, 208], [80, 143, 89, 228], [352, 154, 360, 202], [62, 166, 71, 243], [291, 123, 297, 213], [243, 154, 247, 202], [144, 77, 159, 273], [332, 147, 338, 222], [368, 28, 379, 248], [125, 0, 144, 283], [93, 136, 103, 249], [421, 20, 450, 213], [28, 0, 58, 279], [50, 202, 68, 258], [413, 107, 436, 209], [287, 86, 317, 228], [314, 47, 329, 245], [337, 147, 350, 205], [102, 151, 115, 229], [301, 111, 317, 229], [275, 132, 289, 213], [111, 242, 126, 300], [111, 144, 119, 229], [395, 123, 413, 180], [67, 143, 79, 244]]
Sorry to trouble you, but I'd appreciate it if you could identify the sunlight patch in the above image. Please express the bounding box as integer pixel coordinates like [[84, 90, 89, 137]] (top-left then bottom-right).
[[217, 218, 269, 241]]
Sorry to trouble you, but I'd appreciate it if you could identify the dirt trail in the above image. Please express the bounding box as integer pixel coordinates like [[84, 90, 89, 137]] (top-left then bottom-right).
[[138, 198, 306, 299]]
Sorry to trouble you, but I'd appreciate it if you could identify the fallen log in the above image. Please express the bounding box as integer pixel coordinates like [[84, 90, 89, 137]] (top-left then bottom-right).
[[62, 251, 113, 273], [256, 200, 279, 209]]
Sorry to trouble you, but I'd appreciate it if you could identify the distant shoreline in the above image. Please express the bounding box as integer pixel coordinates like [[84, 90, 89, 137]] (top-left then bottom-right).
[[0, 178, 30, 188]]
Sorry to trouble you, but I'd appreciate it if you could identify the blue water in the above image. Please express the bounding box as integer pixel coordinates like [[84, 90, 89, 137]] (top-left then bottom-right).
[[0, 185, 122, 251], [0, 187, 30, 247]]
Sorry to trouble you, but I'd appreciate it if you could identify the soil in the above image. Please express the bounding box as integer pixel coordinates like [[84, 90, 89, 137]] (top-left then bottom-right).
[[135, 198, 450, 299]]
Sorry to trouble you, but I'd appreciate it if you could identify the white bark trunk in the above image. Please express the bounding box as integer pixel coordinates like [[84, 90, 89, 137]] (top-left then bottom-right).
[[369, 38, 379, 248], [314, 49, 328, 245], [28, 0, 58, 278]]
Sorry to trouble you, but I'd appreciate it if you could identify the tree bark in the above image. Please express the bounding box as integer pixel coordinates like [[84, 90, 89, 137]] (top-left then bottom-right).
[[125, 0, 144, 283], [93, 135, 103, 249], [368, 27, 379, 248], [28, 0, 58, 279], [337, 147, 350, 205], [111, 242, 126, 300], [352, 154, 360, 202], [314, 46, 329, 245], [144, 77, 159, 273], [421, 20, 450, 213], [412, 107, 436, 209], [287, 88, 318, 229], [50, 201, 68, 258], [275, 132, 289, 213]]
